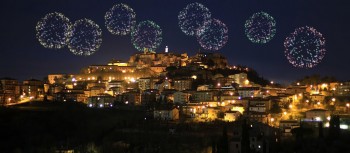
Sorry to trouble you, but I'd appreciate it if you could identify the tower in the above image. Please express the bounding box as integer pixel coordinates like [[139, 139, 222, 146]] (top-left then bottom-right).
[[165, 46, 168, 53]]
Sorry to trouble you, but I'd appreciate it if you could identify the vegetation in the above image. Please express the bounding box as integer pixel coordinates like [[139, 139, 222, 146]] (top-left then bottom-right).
[[297, 74, 338, 85], [0, 102, 228, 153]]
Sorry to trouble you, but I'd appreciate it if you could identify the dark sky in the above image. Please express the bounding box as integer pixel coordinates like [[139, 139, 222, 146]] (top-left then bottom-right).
[[1, 0, 350, 83]]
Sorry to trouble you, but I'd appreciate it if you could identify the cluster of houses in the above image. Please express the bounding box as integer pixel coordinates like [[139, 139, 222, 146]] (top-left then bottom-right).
[[2, 52, 350, 139]]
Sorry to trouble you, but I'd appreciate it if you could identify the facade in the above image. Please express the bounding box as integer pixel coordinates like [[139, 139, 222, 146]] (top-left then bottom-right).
[[249, 112, 269, 124], [48, 74, 66, 84], [174, 79, 192, 91], [224, 111, 241, 122], [138, 77, 152, 91], [141, 89, 159, 105], [54, 89, 85, 102], [238, 87, 260, 98], [249, 98, 272, 113], [305, 109, 330, 121], [0, 78, 20, 105], [87, 94, 115, 108], [286, 85, 307, 95], [22, 79, 44, 99], [279, 120, 299, 134], [192, 91, 216, 102], [228, 73, 247, 86], [153, 108, 179, 120], [173, 91, 191, 104]]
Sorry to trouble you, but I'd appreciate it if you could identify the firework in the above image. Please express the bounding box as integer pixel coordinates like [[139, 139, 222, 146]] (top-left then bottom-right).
[[67, 19, 102, 56], [178, 2, 211, 36], [36, 12, 71, 49], [131, 20, 162, 52], [197, 18, 228, 51], [245, 12, 276, 44], [284, 26, 326, 68], [105, 3, 136, 35]]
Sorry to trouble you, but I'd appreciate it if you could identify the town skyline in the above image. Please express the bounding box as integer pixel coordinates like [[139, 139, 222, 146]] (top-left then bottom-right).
[[1, 0, 350, 83]]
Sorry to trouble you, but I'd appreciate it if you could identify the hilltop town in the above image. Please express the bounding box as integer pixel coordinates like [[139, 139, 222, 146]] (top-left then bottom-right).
[[1, 50, 350, 153]]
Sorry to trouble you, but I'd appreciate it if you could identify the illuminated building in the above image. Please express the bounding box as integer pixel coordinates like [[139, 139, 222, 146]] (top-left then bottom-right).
[[174, 91, 191, 104], [48, 74, 66, 84], [224, 111, 241, 122], [153, 107, 179, 120], [22, 79, 44, 99], [174, 78, 192, 91], [0, 78, 20, 105], [228, 73, 247, 86], [238, 87, 260, 98]]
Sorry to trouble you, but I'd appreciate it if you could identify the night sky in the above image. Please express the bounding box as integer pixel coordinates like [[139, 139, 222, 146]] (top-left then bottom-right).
[[1, 0, 350, 83]]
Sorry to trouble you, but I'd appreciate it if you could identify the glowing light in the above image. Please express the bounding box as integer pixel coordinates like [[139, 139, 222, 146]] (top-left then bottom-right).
[[244, 80, 249, 85], [67, 19, 102, 56], [327, 116, 331, 121], [105, 3, 136, 35], [325, 122, 329, 127], [284, 26, 326, 68], [131, 20, 162, 52], [178, 2, 211, 36], [315, 117, 321, 121], [340, 124, 349, 130], [197, 18, 228, 51], [245, 12, 276, 44], [332, 98, 336, 102], [191, 75, 197, 80], [36, 12, 71, 49]]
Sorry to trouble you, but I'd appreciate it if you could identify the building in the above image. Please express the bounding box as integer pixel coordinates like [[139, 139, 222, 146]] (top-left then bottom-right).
[[0, 78, 20, 105], [308, 94, 325, 102], [335, 82, 350, 96], [238, 87, 260, 98], [305, 109, 330, 122], [249, 112, 270, 124], [54, 89, 85, 102], [22, 79, 44, 99], [173, 91, 191, 104], [87, 94, 115, 108], [89, 86, 106, 97], [174, 78, 192, 91], [153, 107, 179, 120], [279, 120, 299, 135], [192, 90, 216, 102], [141, 89, 159, 105], [224, 111, 241, 122], [228, 73, 247, 86], [248, 98, 272, 113], [138, 77, 152, 91], [48, 74, 67, 84], [286, 85, 307, 95]]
